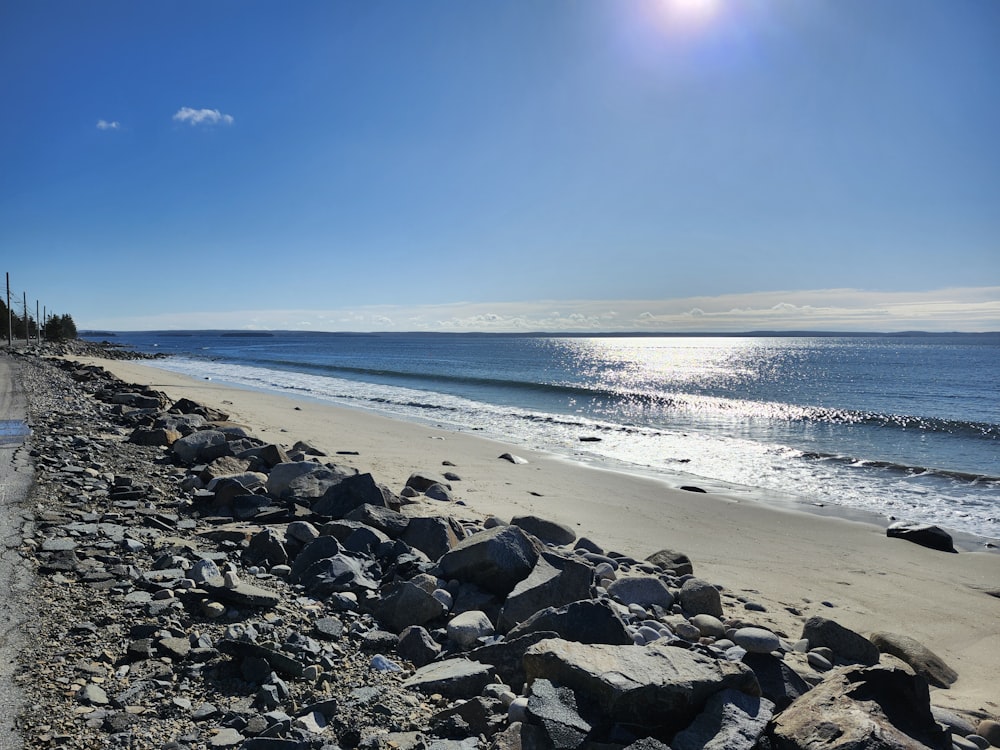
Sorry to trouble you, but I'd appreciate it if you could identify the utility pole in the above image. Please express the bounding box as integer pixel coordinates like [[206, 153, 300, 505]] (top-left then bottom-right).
[[5, 273, 11, 349], [23, 291, 28, 345], [36, 300, 41, 345]]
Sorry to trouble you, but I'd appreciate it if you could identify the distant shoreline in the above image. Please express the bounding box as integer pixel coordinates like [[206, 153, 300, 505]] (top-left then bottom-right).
[[80, 329, 1000, 339]]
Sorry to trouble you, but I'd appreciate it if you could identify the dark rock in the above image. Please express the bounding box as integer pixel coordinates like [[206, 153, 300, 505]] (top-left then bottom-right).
[[173, 430, 229, 464], [886, 521, 956, 553], [606, 576, 674, 610], [801, 616, 880, 666], [741, 653, 811, 711], [467, 631, 560, 691], [374, 581, 447, 633], [671, 688, 774, 750], [498, 554, 594, 633], [679, 578, 724, 618], [405, 471, 453, 493], [766, 663, 950, 749], [217, 639, 305, 678], [288, 536, 342, 583], [401, 516, 462, 561], [397, 625, 442, 667], [526, 678, 592, 749], [312, 472, 398, 518], [438, 524, 540, 597], [507, 599, 633, 645], [344, 503, 410, 538], [645, 549, 694, 576], [243, 528, 289, 568]]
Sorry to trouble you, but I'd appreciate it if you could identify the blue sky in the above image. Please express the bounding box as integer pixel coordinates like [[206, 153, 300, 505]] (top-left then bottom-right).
[[1, 0, 998, 332]]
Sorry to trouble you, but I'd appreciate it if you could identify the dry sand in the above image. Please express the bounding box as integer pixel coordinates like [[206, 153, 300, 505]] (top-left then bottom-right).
[[74, 356, 1000, 717]]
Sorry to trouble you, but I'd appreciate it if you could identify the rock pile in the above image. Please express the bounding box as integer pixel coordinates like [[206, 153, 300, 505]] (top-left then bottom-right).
[[9, 349, 997, 750]]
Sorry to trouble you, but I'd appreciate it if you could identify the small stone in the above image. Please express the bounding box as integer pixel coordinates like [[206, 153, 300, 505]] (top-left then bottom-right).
[[447, 610, 495, 649], [978, 720, 1000, 747], [78, 683, 109, 705], [807, 651, 832, 671], [210, 727, 245, 747], [732, 627, 781, 654]]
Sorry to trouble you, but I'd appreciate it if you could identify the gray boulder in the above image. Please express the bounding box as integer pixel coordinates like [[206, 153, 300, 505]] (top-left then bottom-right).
[[289, 536, 342, 584], [405, 471, 452, 493], [438, 524, 539, 597], [868, 632, 958, 689], [397, 626, 442, 667], [312, 473, 398, 518], [526, 678, 592, 750], [507, 599, 633, 645], [344, 504, 410, 538], [646, 548, 694, 576], [766, 663, 950, 749], [741, 653, 811, 712], [679, 577, 723, 617], [265, 461, 324, 497], [401, 516, 463, 562], [511, 515, 577, 547], [523, 638, 759, 736], [671, 688, 774, 750], [173, 430, 228, 464], [801, 616, 880, 666], [374, 581, 448, 633], [498, 554, 594, 633], [401, 658, 496, 698], [607, 576, 674, 610]]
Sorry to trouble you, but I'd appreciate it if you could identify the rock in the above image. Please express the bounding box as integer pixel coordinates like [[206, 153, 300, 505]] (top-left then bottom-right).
[[210, 727, 245, 747], [173, 430, 228, 464], [732, 627, 781, 655], [405, 471, 453, 493], [498, 453, 528, 464], [886, 521, 956, 553], [424, 483, 454, 501], [202, 578, 282, 609], [312, 472, 398, 517], [740, 653, 811, 712], [447, 610, 495, 648], [510, 515, 576, 547], [645, 548, 694, 576], [978, 720, 1000, 747], [691, 614, 727, 639], [401, 658, 497, 698], [266, 461, 326, 498], [523, 638, 759, 736], [801, 616, 880, 666], [243, 528, 289, 568], [868, 632, 958, 689], [671, 688, 774, 750], [217, 640, 305, 678], [78, 683, 109, 705], [507, 599, 633, 645], [401, 516, 462, 561], [313, 616, 344, 640], [766, 663, 950, 749], [525, 678, 592, 749], [374, 580, 447, 633], [438, 524, 540, 597], [288, 535, 342, 583], [397, 625, 442, 667], [498, 554, 594, 634], [607, 576, 674, 610], [466, 631, 560, 691], [129, 427, 181, 446], [679, 577, 723, 617], [344, 503, 410, 538]]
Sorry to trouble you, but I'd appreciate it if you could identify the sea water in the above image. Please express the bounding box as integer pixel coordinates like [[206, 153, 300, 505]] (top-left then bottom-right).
[[84, 331, 1000, 542]]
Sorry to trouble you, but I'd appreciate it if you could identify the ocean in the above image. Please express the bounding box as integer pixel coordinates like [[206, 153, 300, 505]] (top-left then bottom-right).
[[82, 331, 1000, 543]]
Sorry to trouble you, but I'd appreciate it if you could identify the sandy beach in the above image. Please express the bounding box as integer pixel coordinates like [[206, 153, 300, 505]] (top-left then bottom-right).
[[74, 355, 1000, 718]]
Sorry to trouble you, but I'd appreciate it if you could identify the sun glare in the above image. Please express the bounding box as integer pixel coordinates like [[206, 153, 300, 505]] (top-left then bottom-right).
[[660, 0, 721, 28]]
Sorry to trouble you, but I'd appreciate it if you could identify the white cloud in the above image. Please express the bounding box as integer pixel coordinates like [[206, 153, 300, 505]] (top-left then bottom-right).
[[96, 120, 120, 130], [80, 287, 1000, 334], [172, 107, 234, 126]]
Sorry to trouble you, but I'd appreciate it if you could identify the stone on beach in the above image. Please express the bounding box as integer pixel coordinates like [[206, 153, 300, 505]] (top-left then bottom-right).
[[438, 524, 539, 596], [886, 521, 957, 553], [801, 616, 880, 666], [510, 514, 576, 546], [868, 631, 958, 689]]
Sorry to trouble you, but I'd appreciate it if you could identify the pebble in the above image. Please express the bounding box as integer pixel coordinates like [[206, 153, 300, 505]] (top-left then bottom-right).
[[733, 627, 782, 654]]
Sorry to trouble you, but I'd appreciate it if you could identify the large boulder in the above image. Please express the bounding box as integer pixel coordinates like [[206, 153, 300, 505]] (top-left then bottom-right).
[[607, 575, 674, 610], [868, 632, 958, 689], [801, 617, 880, 666], [438, 525, 539, 597], [312, 472, 399, 518], [498, 554, 594, 633], [374, 580, 448, 633], [172, 430, 229, 464], [766, 663, 950, 749], [402, 658, 496, 698], [671, 688, 774, 750], [507, 599, 632, 645], [523, 638, 759, 737], [646, 549, 694, 577], [401, 516, 463, 561], [679, 577, 723, 617]]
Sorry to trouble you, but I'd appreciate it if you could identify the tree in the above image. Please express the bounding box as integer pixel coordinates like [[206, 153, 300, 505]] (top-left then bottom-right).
[[43, 313, 77, 341]]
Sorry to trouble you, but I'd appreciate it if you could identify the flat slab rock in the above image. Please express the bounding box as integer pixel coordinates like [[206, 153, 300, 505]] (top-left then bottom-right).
[[401, 658, 497, 698], [523, 638, 760, 735]]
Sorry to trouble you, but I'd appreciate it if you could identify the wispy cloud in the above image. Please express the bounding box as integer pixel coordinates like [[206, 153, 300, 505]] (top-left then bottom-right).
[[81, 287, 1000, 333], [172, 107, 234, 126], [96, 119, 120, 130]]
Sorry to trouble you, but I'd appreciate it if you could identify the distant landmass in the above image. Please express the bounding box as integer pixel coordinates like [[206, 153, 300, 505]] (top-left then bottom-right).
[[221, 332, 275, 337]]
